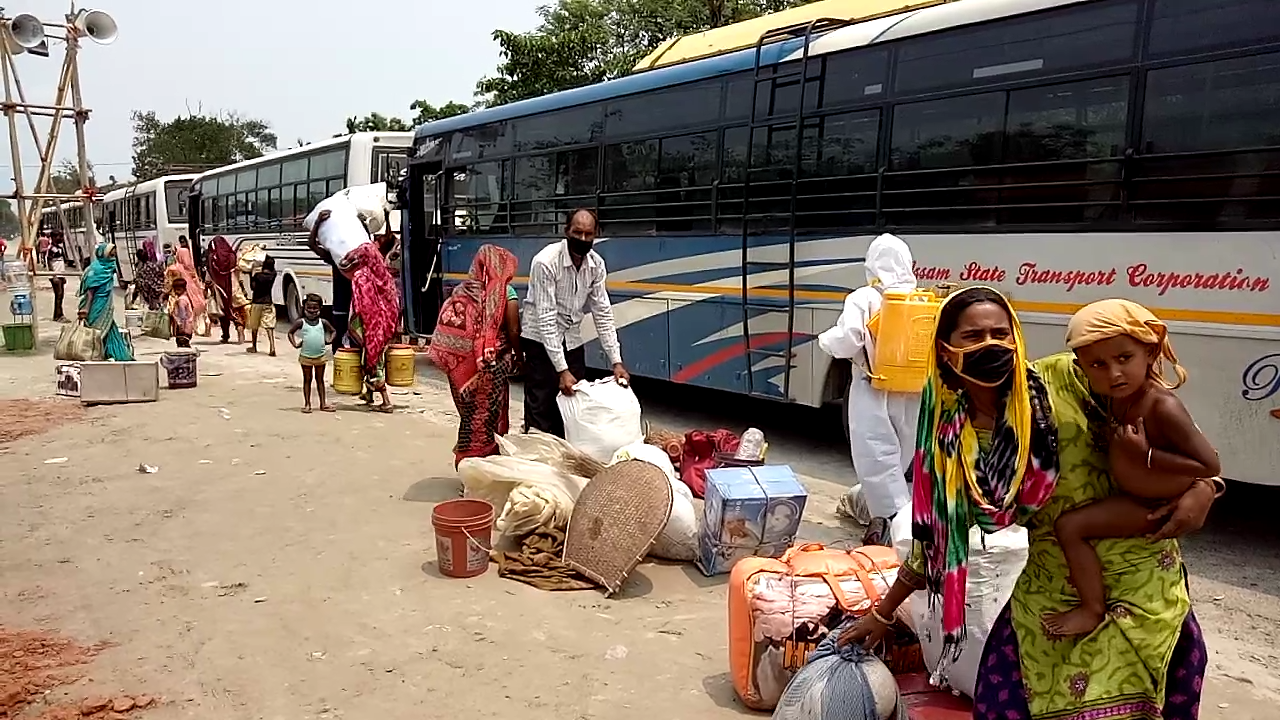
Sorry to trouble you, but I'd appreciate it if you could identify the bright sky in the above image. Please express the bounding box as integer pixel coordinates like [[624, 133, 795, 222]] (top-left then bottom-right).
[[0, 0, 540, 194]]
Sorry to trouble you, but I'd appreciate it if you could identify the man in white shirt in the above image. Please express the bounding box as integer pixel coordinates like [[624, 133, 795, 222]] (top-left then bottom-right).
[[522, 208, 630, 437]]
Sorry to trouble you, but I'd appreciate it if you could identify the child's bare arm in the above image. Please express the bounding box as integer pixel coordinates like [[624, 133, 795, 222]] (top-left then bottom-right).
[[287, 319, 303, 348], [322, 319, 336, 344], [1150, 394, 1221, 479]]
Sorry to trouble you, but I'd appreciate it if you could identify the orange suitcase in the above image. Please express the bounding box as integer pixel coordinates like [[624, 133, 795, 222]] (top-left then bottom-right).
[[728, 543, 901, 711]]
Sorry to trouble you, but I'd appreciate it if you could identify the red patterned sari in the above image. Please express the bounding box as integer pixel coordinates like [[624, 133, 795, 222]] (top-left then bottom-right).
[[427, 245, 518, 467]]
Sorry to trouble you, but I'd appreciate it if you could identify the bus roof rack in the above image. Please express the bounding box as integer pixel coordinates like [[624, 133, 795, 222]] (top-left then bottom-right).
[[632, 0, 955, 73]]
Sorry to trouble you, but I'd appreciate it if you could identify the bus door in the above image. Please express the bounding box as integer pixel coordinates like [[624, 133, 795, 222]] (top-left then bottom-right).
[[187, 186, 203, 268], [118, 185, 141, 283], [402, 163, 444, 337]]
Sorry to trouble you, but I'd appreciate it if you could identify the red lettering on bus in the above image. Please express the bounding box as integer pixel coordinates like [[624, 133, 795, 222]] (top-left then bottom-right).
[[959, 262, 1006, 283], [912, 262, 952, 282], [1126, 264, 1272, 297], [1015, 262, 1118, 292]]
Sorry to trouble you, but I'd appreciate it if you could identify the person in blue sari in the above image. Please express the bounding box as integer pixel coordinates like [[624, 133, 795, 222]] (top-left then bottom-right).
[[77, 242, 134, 361]]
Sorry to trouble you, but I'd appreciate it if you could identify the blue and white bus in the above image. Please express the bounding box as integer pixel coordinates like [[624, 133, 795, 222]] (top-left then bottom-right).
[[406, 0, 1280, 486]]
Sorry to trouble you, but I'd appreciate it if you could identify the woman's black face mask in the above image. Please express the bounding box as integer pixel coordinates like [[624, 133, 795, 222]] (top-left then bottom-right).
[[943, 339, 1017, 387]]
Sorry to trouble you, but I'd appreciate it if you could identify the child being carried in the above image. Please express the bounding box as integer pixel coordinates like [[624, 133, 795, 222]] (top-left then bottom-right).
[[1044, 299, 1221, 637]]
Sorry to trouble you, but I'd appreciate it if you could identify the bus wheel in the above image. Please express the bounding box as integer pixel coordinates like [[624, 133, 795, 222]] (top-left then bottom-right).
[[285, 279, 303, 324]]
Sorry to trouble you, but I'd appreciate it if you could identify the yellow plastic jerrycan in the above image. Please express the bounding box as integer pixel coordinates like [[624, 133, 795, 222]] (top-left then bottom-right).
[[865, 288, 941, 393]]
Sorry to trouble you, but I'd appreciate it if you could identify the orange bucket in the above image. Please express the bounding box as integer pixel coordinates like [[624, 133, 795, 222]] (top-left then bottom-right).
[[430, 498, 495, 579]]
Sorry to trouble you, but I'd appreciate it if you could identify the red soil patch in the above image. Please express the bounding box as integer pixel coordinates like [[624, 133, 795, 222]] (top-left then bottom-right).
[[0, 400, 84, 446], [0, 626, 157, 720]]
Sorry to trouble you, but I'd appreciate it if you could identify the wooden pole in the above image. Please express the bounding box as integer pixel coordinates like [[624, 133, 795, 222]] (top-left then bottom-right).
[[66, 37, 97, 251], [22, 48, 75, 230], [1, 30, 37, 335]]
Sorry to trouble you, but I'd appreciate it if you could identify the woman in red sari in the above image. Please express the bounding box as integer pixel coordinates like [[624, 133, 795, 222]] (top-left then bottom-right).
[[428, 244, 521, 467], [207, 236, 246, 344]]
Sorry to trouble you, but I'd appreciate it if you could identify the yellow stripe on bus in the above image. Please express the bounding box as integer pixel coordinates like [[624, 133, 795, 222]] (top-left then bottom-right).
[[444, 272, 1280, 328]]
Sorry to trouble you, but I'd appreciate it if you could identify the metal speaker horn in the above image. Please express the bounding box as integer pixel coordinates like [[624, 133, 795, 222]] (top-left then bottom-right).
[[74, 9, 117, 45], [8, 14, 47, 50]]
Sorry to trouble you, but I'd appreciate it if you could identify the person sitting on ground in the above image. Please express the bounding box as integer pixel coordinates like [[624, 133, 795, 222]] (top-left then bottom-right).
[[1043, 299, 1220, 637], [169, 277, 195, 348], [246, 255, 278, 357], [288, 293, 336, 414]]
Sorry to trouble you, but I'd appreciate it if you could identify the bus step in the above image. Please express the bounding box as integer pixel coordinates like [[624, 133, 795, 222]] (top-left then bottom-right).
[[747, 389, 795, 402]]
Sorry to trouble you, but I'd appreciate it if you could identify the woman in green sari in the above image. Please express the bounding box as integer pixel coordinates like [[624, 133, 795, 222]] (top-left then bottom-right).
[[77, 242, 133, 362], [839, 286, 1218, 720]]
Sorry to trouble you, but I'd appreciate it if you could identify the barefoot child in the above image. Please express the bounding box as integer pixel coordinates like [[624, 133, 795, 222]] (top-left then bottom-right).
[[169, 277, 195, 348], [288, 294, 336, 413], [1044, 299, 1220, 636], [247, 255, 278, 356]]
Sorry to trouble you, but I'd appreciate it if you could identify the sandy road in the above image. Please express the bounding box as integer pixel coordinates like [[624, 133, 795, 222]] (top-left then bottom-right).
[[0, 282, 1275, 718]]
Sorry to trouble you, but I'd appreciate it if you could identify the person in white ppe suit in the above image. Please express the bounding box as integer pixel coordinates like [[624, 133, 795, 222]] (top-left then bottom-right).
[[817, 233, 921, 546]]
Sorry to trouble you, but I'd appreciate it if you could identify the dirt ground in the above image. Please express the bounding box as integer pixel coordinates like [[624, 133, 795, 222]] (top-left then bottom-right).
[[1, 282, 1276, 719]]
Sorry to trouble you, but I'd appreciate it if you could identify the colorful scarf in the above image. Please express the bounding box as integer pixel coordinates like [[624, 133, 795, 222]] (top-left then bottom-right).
[[428, 244, 518, 386], [911, 286, 1059, 670], [344, 242, 401, 377], [429, 245, 519, 465], [207, 236, 237, 311]]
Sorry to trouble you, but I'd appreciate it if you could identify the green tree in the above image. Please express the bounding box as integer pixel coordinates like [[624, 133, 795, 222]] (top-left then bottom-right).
[[131, 110, 277, 181], [0, 199, 19, 239], [338, 101, 471, 137], [48, 158, 97, 196], [343, 112, 413, 135], [409, 100, 472, 126], [476, 0, 816, 107]]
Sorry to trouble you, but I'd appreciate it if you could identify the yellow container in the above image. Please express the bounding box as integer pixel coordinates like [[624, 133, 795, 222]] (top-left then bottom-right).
[[332, 348, 364, 395], [386, 345, 416, 387], [865, 289, 941, 393]]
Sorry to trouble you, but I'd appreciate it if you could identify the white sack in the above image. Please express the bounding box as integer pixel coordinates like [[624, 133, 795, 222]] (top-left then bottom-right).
[[457, 455, 589, 541], [498, 429, 578, 471], [556, 379, 643, 463], [610, 442, 678, 485], [334, 183, 392, 233], [302, 197, 368, 267], [609, 441, 695, 561], [890, 503, 1028, 699]]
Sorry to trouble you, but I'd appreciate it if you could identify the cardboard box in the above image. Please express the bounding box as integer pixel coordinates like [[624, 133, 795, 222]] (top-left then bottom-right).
[[55, 363, 81, 397], [695, 465, 808, 576], [79, 361, 159, 405]]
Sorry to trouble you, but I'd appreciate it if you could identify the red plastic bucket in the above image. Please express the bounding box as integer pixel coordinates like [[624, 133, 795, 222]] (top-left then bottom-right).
[[430, 498, 495, 579]]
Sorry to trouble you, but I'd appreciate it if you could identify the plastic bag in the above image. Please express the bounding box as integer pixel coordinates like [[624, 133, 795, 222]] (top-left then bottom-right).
[[457, 455, 590, 540], [54, 320, 103, 362], [498, 429, 606, 478], [498, 430, 577, 469], [890, 504, 1027, 699], [556, 379, 643, 463], [772, 623, 902, 720], [142, 310, 171, 340]]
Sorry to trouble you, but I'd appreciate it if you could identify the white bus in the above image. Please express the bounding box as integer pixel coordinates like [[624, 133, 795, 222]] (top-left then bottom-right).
[[188, 132, 411, 322], [99, 174, 197, 285], [38, 201, 95, 271]]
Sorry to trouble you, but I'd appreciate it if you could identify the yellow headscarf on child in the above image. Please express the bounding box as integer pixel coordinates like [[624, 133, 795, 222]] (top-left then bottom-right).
[[1065, 298, 1187, 389]]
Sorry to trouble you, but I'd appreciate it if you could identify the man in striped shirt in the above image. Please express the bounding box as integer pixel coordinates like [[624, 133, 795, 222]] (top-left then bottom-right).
[[521, 208, 630, 437]]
